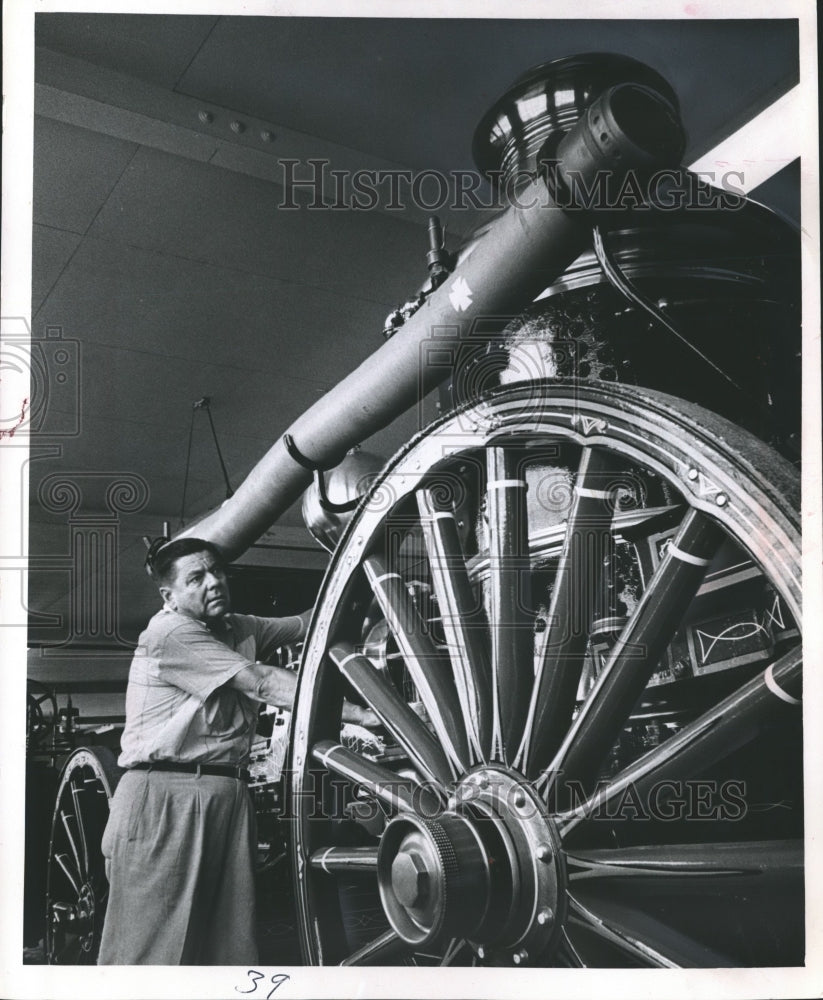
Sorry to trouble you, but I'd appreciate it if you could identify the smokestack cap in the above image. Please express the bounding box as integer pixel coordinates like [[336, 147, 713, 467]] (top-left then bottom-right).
[[473, 52, 679, 191]]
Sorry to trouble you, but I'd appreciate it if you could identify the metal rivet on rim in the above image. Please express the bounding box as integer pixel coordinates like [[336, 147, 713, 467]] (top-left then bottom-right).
[[536, 843, 552, 862], [537, 907, 554, 925], [513, 949, 528, 965], [716, 493, 728, 507], [687, 467, 699, 480]]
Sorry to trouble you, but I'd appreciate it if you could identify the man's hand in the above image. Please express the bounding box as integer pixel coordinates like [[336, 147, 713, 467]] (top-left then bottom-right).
[[342, 701, 381, 728]]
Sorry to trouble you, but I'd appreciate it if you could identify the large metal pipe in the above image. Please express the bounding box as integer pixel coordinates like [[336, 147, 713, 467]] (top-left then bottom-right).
[[183, 83, 685, 561]]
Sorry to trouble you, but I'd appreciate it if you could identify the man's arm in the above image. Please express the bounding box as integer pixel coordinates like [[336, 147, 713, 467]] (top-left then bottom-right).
[[227, 661, 379, 726], [250, 608, 313, 663], [227, 661, 297, 709], [295, 609, 312, 636]]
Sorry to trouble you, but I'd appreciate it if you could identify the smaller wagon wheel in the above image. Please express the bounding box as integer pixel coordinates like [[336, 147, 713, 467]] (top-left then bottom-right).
[[45, 747, 123, 964]]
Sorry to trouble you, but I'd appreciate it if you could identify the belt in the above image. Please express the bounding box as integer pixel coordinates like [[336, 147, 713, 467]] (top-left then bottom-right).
[[130, 761, 251, 782]]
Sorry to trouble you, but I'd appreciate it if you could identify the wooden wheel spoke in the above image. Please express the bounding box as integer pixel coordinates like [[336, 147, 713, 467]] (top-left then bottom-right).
[[340, 928, 408, 966], [364, 554, 469, 774], [566, 894, 734, 967], [556, 644, 801, 834], [565, 839, 803, 882], [616, 503, 685, 542], [566, 896, 678, 967], [310, 845, 378, 874], [519, 447, 617, 775], [54, 852, 82, 896], [486, 446, 533, 761], [417, 488, 492, 762], [311, 739, 442, 816], [59, 810, 87, 883], [556, 928, 585, 966], [330, 643, 452, 787], [69, 781, 91, 876], [547, 508, 724, 797], [440, 937, 469, 966]]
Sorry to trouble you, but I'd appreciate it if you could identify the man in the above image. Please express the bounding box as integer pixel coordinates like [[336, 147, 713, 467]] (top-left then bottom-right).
[[98, 537, 373, 965]]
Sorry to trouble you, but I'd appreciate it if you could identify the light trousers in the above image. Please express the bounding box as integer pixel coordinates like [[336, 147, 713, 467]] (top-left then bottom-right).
[[98, 769, 258, 965]]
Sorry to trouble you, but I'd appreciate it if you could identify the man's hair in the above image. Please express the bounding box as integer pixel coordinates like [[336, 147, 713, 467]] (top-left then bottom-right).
[[148, 537, 226, 586]]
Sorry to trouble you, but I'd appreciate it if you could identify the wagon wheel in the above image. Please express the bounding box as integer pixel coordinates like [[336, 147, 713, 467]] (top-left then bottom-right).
[[45, 746, 123, 964], [290, 381, 802, 968], [27, 680, 58, 750]]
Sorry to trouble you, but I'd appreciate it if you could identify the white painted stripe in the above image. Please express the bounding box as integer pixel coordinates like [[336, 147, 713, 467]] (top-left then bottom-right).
[[591, 616, 626, 631], [668, 543, 712, 567], [575, 486, 614, 499], [317, 743, 345, 767], [337, 650, 361, 668], [764, 663, 801, 705], [697, 565, 761, 596], [487, 479, 527, 489], [430, 511, 455, 521], [320, 847, 334, 874], [369, 571, 402, 587]]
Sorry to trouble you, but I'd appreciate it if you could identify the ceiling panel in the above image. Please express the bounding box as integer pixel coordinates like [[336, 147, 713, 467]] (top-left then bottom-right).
[[28, 408, 193, 487], [57, 341, 307, 436], [35, 235, 399, 383], [31, 224, 82, 314], [35, 13, 219, 91], [86, 144, 429, 304], [33, 115, 138, 234]]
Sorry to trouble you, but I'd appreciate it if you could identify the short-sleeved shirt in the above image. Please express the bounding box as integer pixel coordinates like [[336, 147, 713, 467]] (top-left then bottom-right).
[[118, 608, 305, 768]]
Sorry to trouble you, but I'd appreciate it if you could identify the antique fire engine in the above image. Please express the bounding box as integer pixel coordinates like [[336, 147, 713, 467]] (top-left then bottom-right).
[[43, 53, 802, 968]]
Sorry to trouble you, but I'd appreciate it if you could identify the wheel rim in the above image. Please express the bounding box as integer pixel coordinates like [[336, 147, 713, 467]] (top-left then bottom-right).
[[45, 747, 121, 964], [291, 381, 802, 968]]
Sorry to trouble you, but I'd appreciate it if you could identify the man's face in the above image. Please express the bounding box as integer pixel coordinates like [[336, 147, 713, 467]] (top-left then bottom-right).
[[160, 551, 231, 622]]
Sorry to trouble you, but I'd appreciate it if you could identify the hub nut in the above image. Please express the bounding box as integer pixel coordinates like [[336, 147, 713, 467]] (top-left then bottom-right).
[[391, 850, 430, 908]]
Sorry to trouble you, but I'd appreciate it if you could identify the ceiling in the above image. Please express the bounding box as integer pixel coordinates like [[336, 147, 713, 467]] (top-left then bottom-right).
[[21, 13, 800, 698]]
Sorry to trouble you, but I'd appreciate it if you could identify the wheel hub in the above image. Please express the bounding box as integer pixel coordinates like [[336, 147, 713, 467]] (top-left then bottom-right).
[[377, 767, 565, 964], [77, 883, 96, 949], [50, 881, 97, 948]]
